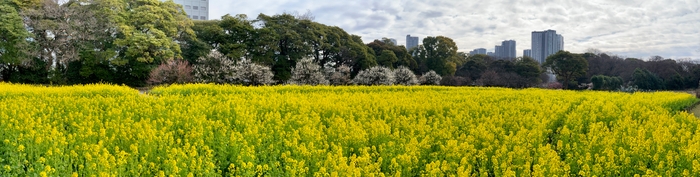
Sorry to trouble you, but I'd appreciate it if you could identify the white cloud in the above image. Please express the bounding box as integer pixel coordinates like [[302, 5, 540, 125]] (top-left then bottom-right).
[[210, 0, 700, 59]]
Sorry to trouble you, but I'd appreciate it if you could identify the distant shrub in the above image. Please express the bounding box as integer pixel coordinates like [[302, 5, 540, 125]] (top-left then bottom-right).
[[193, 50, 235, 84], [476, 70, 500, 86], [633, 68, 664, 90], [148, 60, 193, 85], [419, 70, 442, 85], [393, 66, 419, 85], [591, 75, 623, 91], [353, 66, 395, 85], [288, 58, 328, 85], [326, 65, 352, 86], [232, 59, 275, 86], [546, 82, 563, 89], [618, 83, 640, 93], [441, 76, 471, 86]]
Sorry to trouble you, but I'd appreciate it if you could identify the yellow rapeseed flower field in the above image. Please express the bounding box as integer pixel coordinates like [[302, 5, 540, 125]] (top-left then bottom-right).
[[0, 83, 698, 176]]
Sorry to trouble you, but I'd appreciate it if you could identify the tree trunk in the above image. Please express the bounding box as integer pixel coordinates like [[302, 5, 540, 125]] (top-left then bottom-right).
[[563, 73, 572, 90]]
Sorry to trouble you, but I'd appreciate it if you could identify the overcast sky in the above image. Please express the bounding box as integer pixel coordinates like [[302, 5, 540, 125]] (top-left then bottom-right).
[[208, 0, 700, 60]]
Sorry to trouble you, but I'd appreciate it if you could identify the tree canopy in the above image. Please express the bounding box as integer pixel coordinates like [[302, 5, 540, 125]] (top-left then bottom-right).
[[192, 13, 379, 81], [0, 3, 30, 65], [544, 50, 588, 89], [367, 39, 417, 70], [411, 36, 461, 76]]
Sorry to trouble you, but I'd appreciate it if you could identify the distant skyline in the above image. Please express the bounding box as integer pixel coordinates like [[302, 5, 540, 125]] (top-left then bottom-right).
[[207, 0, 700, 60]]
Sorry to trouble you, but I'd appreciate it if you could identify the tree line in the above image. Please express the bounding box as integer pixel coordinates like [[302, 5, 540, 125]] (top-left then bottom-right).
[[1, 0, 698, 90], [513, 50, 700, 91], [0, 0, 449, 86], [578, 52, 700, 91], [1, 0, 193, 86]]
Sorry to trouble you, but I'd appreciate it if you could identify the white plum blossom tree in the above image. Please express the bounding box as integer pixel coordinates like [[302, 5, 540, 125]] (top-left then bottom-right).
[[352, 66, 395, 85], [393, 66, 419, 85], [288, 58, 329, 85], [232, 59, 275, 86], [326, 65, 352, 86], [193, 50, 235, 84], [420, 70, 442, 85]]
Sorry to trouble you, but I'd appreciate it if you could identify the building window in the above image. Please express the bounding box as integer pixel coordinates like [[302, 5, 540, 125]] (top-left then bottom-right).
[[185, 5, 191, 9], [201, 16, 206, 20], [201, 7, 206, 11], [192, 15, 198, 19], [193, 6, 198, 10]]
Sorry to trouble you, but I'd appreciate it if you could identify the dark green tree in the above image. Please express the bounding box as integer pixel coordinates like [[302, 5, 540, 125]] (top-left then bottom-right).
[[0, 3, 32, 81], [367, 39, 416, 70], [246, 26, 278, 66], [415, 36, 459, 76], [544, 51, 588, 89], [219, 14, 254, 60], [456, 54, 489, 81], [191, 20, 225, 49], [255, 13, 312, 81], [591, 75, 623, 90], [633, 68, 664, 90], [345, 36, 377, 76], [514, 56, 543, 86], [104, 0, 194, 86], [376, 50, 398, 69]]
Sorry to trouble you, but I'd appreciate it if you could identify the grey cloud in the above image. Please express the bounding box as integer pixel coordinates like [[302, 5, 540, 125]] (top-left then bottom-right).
[[545, 6, 567, 16], [351, 13, 392, 31], [419, 10, 444, 18]]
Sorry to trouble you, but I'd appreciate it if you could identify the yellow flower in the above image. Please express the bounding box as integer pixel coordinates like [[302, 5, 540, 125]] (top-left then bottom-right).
[[1, 83, 699, 176]]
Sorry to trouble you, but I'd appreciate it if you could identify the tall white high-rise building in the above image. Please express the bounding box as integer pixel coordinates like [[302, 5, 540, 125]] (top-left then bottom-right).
[[406, 35, 419, 50], [494, 40, 516, 59], [172, 0, 209, 20], [531, 30, 564, 63], [495, 45, 502, 58]]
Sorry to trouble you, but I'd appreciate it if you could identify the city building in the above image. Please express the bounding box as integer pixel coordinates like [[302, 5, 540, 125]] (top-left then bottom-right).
[[523, 49, 532, 58], [172, 0, 209, 20], [406, 35, 419, 50], [494, 40, 516, 59], [469, 48, 487, 55], [531, 30, 564, 63], [389, 38, 397, 46], [487, 52, 495, 57]]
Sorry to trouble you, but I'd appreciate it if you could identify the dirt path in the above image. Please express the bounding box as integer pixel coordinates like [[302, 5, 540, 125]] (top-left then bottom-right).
[[690, 90, 700, 118], [692, 104, 700, 118]]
